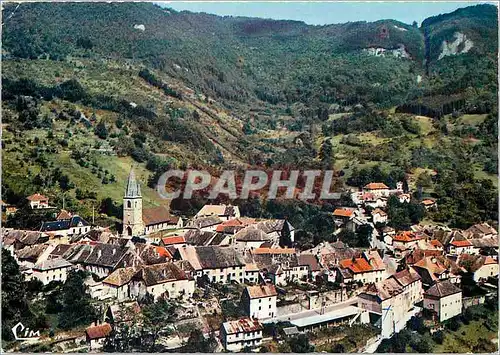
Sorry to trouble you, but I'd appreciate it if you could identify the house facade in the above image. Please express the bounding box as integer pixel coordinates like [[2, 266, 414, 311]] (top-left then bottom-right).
[[221, 318, 263, 352], [423, 280, 462, 322], [27, 193, 50, 209], [32, 258, 73, 285], [241, 284, 277, 320], [336, 251, 385, 284]]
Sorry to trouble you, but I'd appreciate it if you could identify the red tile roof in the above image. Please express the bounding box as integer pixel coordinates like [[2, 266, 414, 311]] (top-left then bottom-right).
[[364, 182, 389, 190], [86, 323, 112, 340], [484, 256, 497, 265], [413, 256, 447, 276], [56, 209, 72, 220], [161, 235, 186, 245], [154, 246, 172, 258], [421, 199, 435, 206], [339, 257, 372, 273], [430, 239, 443, 248], [450, 239, 472, 247], [26, 193, 48, 201], [333, 208, 353, 218], [142, 206, 179, 226], [372, 208, 387, 217], [215, 218, 256, 232], [393, 231, 422, 243]]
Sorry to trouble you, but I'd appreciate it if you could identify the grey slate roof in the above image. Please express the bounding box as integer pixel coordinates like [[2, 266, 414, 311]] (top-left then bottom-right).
[[195, 246, 245, 269], [184, 229, 216, 246], [425, 280, 462, 298], [33, 257, 72, 271]]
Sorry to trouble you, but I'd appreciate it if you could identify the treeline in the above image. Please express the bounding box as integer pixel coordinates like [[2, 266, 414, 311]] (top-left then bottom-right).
[[395, 95, 493, 119], [138, 68, 182, 100], [3, 77, 158, 120]]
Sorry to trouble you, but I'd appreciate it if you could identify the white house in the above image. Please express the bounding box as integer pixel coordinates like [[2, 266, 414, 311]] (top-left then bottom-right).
[[220, 318, 263, 352], [371, 208, 388, 225], [130, 262, 195, 301], [244, 263, 260, 284], [241, 284, 277, 320], [363, 182, 390, 197], [40, 215, 91, 237], [467, 256, 499, 282], [27, 193, 50, 209], [447, 239, 474, 256], [234, 226, 272, 252], [32, 258, 73, 285], [101, 267, 137, 302], [423, 280, 462, 322], [390, 268, 423, 304], [195, 204, 240, 221], [359, 277, 415, 337], [177, 245, 246, 284], [85, 323, 112, 351], [397, 193, 411, 203], [336, 251, 385, 284]]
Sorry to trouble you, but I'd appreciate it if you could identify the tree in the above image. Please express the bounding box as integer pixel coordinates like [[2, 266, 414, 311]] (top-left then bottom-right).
[[180, 329, 217, 353], [94, 120, 108, 139], [141, 299, 177, 351], [280, 220, 293, 248], [58, 270, 97, 329], [432, 330, 444, 344], [416, 171, 432, 188], [5, 204, 54, 230], [318, 138, 334, 169], [356, 224, 373, 247], [1, 249, 32, 341], [287, 334, 315, 353]]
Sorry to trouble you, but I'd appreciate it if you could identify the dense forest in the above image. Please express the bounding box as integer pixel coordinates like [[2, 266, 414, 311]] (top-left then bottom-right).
[[1, 3, 498, 236]]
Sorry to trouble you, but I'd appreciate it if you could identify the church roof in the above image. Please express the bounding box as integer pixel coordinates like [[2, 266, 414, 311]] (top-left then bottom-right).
[[142, 206, 179, 226], [125, 168, 141, 198]]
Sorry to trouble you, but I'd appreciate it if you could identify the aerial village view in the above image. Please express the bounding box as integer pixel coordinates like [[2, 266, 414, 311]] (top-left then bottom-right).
[[1, 1, 498, 354]]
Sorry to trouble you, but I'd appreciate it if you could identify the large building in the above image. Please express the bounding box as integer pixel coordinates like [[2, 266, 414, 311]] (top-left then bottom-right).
[[423, 280, 462, 322], [241, 284, 277, 320], [220, 318, 263, 352], [122, 169, 183, 237]]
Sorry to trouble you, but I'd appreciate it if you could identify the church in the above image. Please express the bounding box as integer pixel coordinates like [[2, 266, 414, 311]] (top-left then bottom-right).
[[123, 169, 183, 237]]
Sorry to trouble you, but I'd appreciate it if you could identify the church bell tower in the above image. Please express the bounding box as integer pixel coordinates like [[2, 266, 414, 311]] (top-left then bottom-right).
[[123, 168, 144, 237]]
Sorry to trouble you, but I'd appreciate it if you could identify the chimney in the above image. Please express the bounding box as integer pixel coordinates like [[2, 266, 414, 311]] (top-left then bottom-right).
[[112, 248, 116, 255], [98, 250, 102, 259]]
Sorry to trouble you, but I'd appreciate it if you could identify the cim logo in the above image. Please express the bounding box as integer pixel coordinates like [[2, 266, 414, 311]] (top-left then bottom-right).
[[11, 322, 40, 341]]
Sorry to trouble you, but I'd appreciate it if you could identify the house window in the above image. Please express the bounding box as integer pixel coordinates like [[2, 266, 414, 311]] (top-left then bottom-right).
[[258, 306, 261, 310]]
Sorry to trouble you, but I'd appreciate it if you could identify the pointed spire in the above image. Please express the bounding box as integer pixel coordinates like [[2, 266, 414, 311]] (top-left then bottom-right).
[[125, 168, 141, 198]]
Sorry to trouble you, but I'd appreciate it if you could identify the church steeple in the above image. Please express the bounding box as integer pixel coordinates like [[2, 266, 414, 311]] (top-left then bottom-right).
[[125, 168, 141, 198], [123, 168, 144, 237]]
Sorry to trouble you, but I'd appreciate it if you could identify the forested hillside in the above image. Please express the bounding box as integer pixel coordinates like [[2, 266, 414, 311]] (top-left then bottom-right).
[[1, 3, 497, 235]]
